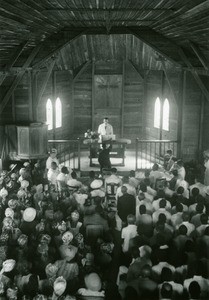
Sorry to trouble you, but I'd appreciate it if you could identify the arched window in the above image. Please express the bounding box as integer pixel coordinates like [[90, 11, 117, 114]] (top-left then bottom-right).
[[154, 97, 161, 129], [162, 98, 169, 131], [55, 97, 62, 128], [46, 99, 53, 130]]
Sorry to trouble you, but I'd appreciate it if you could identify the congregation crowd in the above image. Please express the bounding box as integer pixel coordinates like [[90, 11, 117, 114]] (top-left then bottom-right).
[[0, 148, 209, 299]]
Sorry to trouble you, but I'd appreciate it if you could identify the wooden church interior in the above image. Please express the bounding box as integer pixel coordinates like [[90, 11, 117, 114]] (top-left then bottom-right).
[[0, 1, 209, 299], [0, 0, 209, 170]]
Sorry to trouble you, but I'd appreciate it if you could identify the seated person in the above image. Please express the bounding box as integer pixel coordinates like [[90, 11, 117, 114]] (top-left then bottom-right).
[[105, 167, 122, 187], [46, 148, 59, 171], [164, 149, 173, 171], [47, 161, 59, 186], [98, 143, 112, 172]]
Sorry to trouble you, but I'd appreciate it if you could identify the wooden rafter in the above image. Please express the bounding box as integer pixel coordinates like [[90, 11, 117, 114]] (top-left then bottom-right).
[[32, 29, 86, 69], [128, 59, 144, 80], [188, 41, 209, 71], [36, 59, 57, 106], [160, 59, 178, 106], [179, 48, 209, 101], [73, 61, 91, 81], [0, 45, 41, 115], [127, 26, 181, 65], [0, 41, 29, 87], [5, 41, 29, 70], [43, 8, 175, 13]]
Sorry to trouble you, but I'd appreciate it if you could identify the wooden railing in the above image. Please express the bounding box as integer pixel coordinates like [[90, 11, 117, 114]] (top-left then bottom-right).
[[48, 139, 81, 170], [135, 139, 178, 170]]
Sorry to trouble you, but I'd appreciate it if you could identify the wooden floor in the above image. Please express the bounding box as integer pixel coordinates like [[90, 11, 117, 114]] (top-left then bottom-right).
[[63, 150, 153, 175]]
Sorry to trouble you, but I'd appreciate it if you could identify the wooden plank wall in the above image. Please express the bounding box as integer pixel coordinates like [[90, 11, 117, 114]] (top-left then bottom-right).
[[72, 60, 144, 143], [181, 73, 202, 161], [145, 71, 164, 140], [145, 70, 203, 161], [73, 64, 92, 137], [37, 70, 73, 140], [202, 77, 209, 152], [0, 73, 29, 123], [0, 63, 206, 163], [123, 62, 144, 143]]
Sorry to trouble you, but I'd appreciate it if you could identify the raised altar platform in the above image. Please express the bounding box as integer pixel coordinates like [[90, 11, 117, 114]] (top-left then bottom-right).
[[83, 138, 131, 167]]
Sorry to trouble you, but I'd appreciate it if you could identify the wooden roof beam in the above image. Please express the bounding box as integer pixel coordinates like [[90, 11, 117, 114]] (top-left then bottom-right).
[[36, 59, 57, 106], [128, 60, 144, 80], [160, 58, 178, 106], [32, 29, 86, 69], [43, 8, 175, 13], [179, 48, 209, 101], [187, 40, 209, 71], [0, 41, 29, 87], [0, 45, 41, 115], [127, 26, 181, 66], [73, 61, 91, 81]]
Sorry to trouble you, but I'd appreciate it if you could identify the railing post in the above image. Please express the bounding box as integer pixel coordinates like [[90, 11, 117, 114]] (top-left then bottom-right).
[[135, 138, 138, 171]]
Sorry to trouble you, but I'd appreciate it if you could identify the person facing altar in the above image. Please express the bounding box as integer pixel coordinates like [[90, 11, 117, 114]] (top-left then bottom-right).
[[98, 117, 114, 143]]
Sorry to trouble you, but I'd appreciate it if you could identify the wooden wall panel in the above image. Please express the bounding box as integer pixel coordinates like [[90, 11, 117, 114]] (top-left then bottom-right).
[[73, 65, 92, 136], [203, 99, 209, 151], [145, 71, 163, 140], [36, 70, 73, 140], [181, 73, 202, 161], [145, 70, 204, 161], [123, 62, 143, 143]]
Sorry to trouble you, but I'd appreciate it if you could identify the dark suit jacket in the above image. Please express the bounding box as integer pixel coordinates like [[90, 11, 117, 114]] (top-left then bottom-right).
[[117, 193, 136, 222]]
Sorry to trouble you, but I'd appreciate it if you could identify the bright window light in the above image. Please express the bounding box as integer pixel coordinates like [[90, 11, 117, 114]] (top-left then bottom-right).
[[154, 97, 161, 129], [46, 98, 53, 130], [55, 97, 62, 128], [163, 98, 169, 131]]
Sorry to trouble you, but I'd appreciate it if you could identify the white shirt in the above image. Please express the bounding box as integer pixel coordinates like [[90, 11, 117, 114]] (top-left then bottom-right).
[[121, 224, 138, 253], [98, 123, 113, 136], [46, 156, 59, 170]]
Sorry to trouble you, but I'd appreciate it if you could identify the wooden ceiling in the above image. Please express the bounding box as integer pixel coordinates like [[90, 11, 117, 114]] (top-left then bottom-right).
[[0, 0, 209, 74]]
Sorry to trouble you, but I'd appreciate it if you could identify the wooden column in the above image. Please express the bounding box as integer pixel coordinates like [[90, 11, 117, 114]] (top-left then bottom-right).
[[177, 70, 186, 157], [28, 70, 33, 122], [71, 72, 74, 134], [12, 92, 15, 122], [198, 93, 205, 158], [121, 60, 125, 137], [33, 71, 38, 121], [52, 71, 56, 140], [142, 72, 148, 139], [91, 61, 95, 130], [159, 71, 164, 141]]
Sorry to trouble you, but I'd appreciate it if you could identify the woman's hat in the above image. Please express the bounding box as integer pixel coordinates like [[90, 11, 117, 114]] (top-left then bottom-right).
[[2, 259, 16, 272], [53, 276, 67, 296], [0, 187, 8, 197], [8, 199, 18, 209], [67, 179, 80, 189], [23, 207, 36, 222], [5, 208, 14, 219], [62, 231, 73, 244], [91, 189, 105, 198], [90, 179, 103, 189], [84, 272, 102, 291], [17, 234, 28, 246], [45, 263, 58, 278]]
